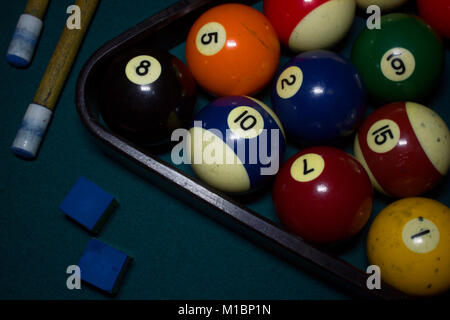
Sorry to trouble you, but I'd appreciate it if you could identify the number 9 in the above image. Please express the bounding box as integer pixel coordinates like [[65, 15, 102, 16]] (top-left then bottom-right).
[[387, 53, 406, 75]]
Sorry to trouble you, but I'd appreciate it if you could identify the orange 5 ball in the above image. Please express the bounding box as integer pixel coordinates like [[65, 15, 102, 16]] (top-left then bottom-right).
[[185, 3, 280, 97]]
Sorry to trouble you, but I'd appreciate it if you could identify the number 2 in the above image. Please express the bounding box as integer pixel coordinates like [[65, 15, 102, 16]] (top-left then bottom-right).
[[281, 75, 296, 90]]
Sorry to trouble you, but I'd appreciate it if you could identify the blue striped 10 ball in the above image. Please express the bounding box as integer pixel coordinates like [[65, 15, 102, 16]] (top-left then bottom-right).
[[187, 96, 286, 193]]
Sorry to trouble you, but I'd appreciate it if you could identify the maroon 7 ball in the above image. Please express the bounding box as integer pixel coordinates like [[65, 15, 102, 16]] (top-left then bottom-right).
[[99, 47, 196, 146], [273, 147, 373, 244]]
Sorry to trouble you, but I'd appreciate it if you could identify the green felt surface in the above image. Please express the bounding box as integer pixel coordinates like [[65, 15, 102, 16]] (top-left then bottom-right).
[[0, 0, 448, 300]]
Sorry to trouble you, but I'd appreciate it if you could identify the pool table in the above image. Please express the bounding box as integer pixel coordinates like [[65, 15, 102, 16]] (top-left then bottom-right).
[[0, 0, 448, 300]]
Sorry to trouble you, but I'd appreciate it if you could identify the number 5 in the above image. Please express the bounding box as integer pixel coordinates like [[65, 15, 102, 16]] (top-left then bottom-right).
[[201, 32, 218, 45]]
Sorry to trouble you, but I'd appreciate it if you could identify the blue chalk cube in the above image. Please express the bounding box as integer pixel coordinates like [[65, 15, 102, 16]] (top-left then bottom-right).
[[59, 177, 118, 233], [78, 238, 131, 294]]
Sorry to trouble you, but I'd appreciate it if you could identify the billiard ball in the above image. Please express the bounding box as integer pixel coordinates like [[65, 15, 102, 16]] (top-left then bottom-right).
[[98, 47, 196, 146], [356, 0, 408, 11], [187, 96, 285, 193], [263, 0, 355, 52], [367, 197, 450, 296], [351, 13, 444, 102], [354, 102, 450, 198], [185, 4, 280, 97], [418, 0, 450, 39], [271, 50, 366, 144], [273, 147, 373, 244]]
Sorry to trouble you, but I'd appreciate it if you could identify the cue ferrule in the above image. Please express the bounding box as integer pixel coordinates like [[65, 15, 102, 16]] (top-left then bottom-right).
[[11, 104, 53, 159], [12, 0, 100, 159], [7, 0, 50, 68]]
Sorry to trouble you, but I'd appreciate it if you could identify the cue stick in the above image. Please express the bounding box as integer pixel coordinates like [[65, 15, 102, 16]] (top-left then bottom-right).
[[7, 0, 50, 68], [11, 0, 100, 159]]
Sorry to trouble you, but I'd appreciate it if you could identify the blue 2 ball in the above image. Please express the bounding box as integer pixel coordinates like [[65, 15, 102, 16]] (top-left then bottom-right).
[[272, 50, 366, 144]]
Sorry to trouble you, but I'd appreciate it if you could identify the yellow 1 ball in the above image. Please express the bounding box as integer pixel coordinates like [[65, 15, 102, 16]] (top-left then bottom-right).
[[367, 198, 450, 296]]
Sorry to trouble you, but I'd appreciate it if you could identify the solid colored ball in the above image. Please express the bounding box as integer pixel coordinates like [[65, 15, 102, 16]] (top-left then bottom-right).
[[263, 0, 355, 52], [351, 13, 444, 102], [354, 102, 450, 198], [273, 147, 373, 244], [367, 197, 450, 296], [356, 0, 408, 11], [187, 96, 285, 193], [272, 50, 366, 144], [99, 48, 196, 146], [417, 0, 450, 39], [185, 4, 280, 97]]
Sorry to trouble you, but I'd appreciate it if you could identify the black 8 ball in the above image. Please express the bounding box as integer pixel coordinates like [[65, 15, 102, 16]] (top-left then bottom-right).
[[99, 48, 197, 146]]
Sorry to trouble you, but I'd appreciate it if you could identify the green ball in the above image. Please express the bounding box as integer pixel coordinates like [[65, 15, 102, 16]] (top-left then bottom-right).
[[351, 13, 444, 102]]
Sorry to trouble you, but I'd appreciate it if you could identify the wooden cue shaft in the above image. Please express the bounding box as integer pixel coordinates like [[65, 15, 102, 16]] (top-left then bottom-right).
[[33, 0, 100, 110], [24, 0, 50, 19]]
